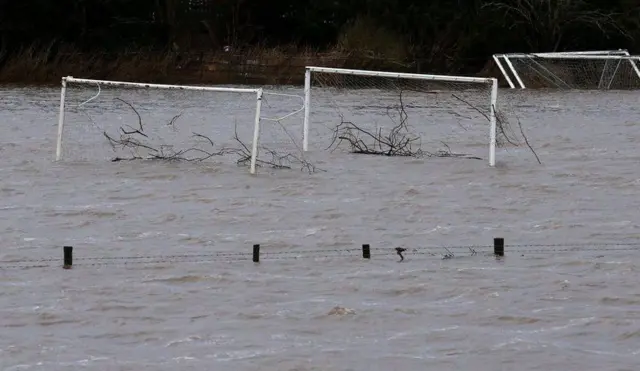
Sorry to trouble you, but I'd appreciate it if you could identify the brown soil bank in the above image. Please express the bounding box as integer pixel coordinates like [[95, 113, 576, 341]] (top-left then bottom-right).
[[0, 46, 497, 87]]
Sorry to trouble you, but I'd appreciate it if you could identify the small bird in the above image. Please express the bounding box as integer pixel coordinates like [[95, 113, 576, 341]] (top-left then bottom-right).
[[395, 247, 407, 261]]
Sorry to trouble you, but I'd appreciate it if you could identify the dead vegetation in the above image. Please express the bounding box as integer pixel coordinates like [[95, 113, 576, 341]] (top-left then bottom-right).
[[452, 94, 542, 164], [327, 89, 541, 163], [0, 43, 408, 86], [99, 98, 320, 173], [326, 92, 423, 157]]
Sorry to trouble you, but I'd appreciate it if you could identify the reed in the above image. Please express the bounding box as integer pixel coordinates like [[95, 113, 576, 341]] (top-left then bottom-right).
[[0, 43, 412, 86]]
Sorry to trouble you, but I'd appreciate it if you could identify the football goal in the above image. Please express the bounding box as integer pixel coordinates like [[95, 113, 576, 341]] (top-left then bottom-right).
[[493, 50, 640, 89], [56, 77, 306, 174], [303, 67, 499, 166]]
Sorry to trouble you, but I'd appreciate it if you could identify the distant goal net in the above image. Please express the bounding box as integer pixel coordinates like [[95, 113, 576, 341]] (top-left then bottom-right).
[[303, 67, 499, 166], [56, 77, 306, 174], [493, 50, 640, 89]]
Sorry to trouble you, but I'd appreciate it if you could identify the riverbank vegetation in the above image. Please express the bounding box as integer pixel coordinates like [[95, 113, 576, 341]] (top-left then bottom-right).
[[1, 0, 637, 85]]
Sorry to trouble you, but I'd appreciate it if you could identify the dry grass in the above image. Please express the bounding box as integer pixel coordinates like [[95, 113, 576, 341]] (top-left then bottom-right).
[[0, 42, 413, 86], [0, 17, 420, 86], [0, 45, 182, 85], [336, 15, 409, 61]]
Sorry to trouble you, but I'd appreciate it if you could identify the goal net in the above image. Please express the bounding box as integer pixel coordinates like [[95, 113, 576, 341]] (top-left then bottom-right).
[[56, 77, 306, 174], [493, 51, 640, 89], [303, 67, 499, 166]]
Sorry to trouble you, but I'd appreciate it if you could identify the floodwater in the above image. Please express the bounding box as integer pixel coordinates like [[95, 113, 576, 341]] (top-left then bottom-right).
[[1, 83, 639, 370]]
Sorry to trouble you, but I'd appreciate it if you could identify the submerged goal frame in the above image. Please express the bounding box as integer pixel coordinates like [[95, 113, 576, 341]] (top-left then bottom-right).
[[56, 76, 264, 174], [302, 66, 499, 166], [492, 50, 640, 89]]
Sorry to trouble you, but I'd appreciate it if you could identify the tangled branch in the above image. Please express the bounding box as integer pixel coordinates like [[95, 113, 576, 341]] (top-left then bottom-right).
[[103, 98, 321, 172], [104, 130, 225, 162], [328, 91, 422, 156], [227, 123, 322, 174], [327, 116, 422, 157], [328, 90, 482, 161], [451, 94, 541, 164], [104, 97, 219, 162]]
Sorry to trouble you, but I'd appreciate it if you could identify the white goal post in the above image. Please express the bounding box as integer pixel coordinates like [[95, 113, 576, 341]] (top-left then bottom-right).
[[493, 50, 640, 89], [303, 66, 499, 166], [56, 76, 264, 174]]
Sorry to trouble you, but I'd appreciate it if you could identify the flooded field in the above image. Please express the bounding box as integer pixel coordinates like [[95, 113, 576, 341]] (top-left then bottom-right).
[[1, 85, 639, 370]]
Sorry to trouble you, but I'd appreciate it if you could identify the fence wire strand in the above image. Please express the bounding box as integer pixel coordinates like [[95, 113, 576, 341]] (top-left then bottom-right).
[[0, 242, 639, 269]]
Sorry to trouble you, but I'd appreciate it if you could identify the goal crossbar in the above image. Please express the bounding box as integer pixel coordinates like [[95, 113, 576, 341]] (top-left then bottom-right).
[[492, 51, 640, 89], [305, 66, 495, 84], [56, 76, 264, 174], [529, 49, 633, 57], [303, 66, 499, 166]]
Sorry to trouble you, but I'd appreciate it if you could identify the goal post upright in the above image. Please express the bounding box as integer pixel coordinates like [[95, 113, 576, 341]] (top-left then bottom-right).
[[56, 76, 68, 161], [249, 88, 263, 175], [303, 68, 311, 152], [489, 78, 498, 167], [492, 54, 516, 89]]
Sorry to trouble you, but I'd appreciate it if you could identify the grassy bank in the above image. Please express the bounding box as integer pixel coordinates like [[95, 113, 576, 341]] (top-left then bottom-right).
[[0, 44, 451, 87], [0, 15, 501, 86]]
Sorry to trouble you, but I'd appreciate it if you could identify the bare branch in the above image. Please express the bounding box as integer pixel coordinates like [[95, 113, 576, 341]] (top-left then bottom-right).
[[168, 113, 183, 127], [192, 132, 215, 147], [451, 93, 542, 165], [114, 97, 147, 137], [230, 122, 323, 173], [101, 99, 319, 173], [329, 90, 480, 161], [102, 99, 228, 162], [517, 118, 542, 164]]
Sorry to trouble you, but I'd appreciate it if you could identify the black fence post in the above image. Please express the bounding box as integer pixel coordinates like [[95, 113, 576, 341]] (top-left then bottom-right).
[[253, 244, 260, 263], [362, 244, 371, 259], [63, 246, 73, 269], [494, 238, 505, 257]]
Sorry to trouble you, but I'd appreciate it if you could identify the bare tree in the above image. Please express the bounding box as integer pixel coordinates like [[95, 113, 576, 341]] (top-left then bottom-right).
[[482, 0, 629, 52]]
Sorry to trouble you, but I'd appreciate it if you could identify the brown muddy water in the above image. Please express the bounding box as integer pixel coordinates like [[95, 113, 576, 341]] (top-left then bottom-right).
[[1, 84, 639, 370]]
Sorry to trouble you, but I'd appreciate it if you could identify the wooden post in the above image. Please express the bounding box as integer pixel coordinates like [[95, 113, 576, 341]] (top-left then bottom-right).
[[253, 244, 260, 263], [63, 246, 73, 269], [362, 244, 371, 259], [494, 238, 504, 257]]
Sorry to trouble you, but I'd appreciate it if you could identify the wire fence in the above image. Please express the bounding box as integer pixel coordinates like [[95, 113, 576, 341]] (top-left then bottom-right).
[[1, 239, 639, 270]]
